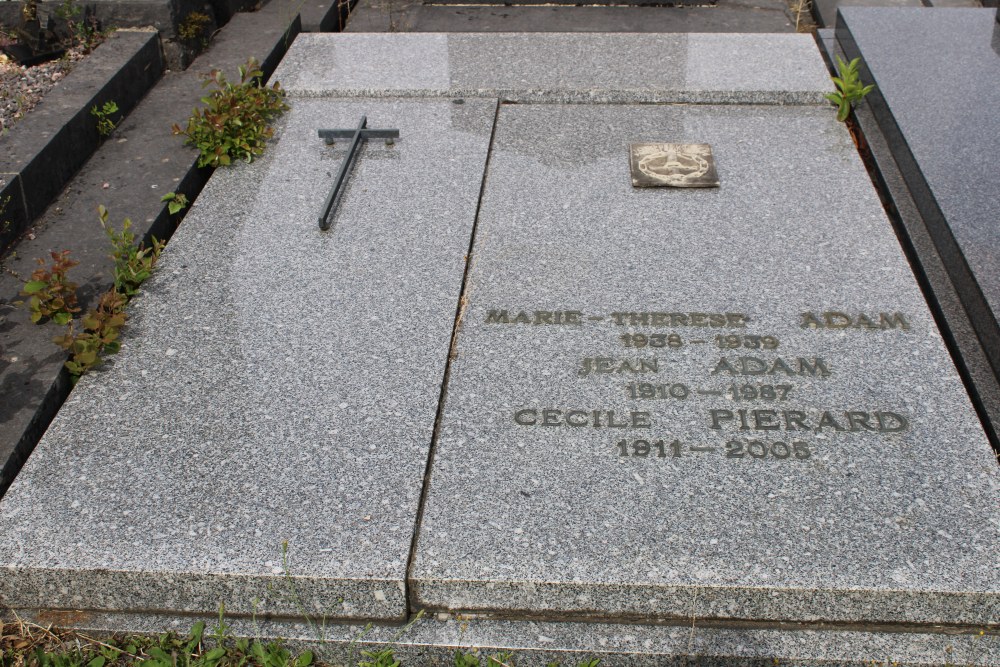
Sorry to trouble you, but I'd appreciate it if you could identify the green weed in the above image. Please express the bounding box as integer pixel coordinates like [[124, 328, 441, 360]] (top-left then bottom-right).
[[91, 101, 119, 137], [46, 207, 163, 380], [53, 0, 104, 50], [357, 648, 400, 667], [826, 55, 875, 122], [20, 250, 80, 325], [160, 191, 189, 216], [178, 11, 212, 41], [172, 58, 289, 168], [454, 650, 482, 667], [100, 205, 164, 298], [53, 288, 127, 378], [487, 652, 514, 667]]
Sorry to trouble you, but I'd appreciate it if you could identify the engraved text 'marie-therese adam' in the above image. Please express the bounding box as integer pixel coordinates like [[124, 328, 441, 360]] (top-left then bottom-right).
[[484, 309, 911, 331]]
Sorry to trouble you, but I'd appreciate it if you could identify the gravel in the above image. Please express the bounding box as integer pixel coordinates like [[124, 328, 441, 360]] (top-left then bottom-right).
[[0, 39, 97, 136]]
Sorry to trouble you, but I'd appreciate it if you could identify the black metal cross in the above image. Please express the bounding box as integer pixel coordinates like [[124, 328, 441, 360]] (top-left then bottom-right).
[[317, 116, 400, 230]]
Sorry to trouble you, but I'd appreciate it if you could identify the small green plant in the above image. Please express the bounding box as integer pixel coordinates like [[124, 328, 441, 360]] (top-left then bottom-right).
[[91, 100, 119, 137], [488, 652, 514, 667], [74, 12, 105, 51], [1, 194, 11, 237], [54, 0, 81, 22], [53, 0, 102, 49], [20, 250, 80, 325], [826, 55, 875, 122], [100, 205, 164, 297], [161, 191, 189, 215], [53, 288, 127, 378], [172, 58, 289, 168], [455, 650, 482, 667], [357, 648, 400, 667], [47, 207, 164, 379], [178, 11, 212, 40]]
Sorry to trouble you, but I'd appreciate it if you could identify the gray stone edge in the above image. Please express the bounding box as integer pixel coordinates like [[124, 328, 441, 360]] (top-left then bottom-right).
[[299, 0, 352, 32], [6, 609, 997, 666], [281, 88, 830, 105], [0, 30, 164, 252], [0, 175, 29, 251], [0, 568, 407, 622], [412, 579, 1000, 628]]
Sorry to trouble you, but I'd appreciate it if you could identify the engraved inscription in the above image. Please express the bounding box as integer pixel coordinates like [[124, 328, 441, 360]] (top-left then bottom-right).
[[578, 357, 659, 377], [708, 409, 908, 433], [514, 408, 652, 428], [709, 357, 831, 377], [487, 309, 583, 325], [491, 305, 913, 465], [483, 310, 750, 328], [801, 311, 910, 331]]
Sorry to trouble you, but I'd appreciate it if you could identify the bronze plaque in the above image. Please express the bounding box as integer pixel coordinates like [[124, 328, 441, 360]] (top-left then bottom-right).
[[628, 143, 720, 188]]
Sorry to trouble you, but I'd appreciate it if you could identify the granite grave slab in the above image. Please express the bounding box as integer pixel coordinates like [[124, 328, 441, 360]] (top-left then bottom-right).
[[836, 8, 1000, 422], [409, 102, 1000, 626], [0, 30, 996, 663], [0, 97, 495, 620]]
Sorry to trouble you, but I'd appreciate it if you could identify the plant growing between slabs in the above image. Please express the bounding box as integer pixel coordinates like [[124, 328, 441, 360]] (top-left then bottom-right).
[[826, 55, 875, 122], [19, 249, 80, 325], [100, 204, 165, 297], [1, 194, 11, 236], [178, 10, 212, 41], [48, 207, 164, 380], [53, 288, 127, 378], [91, 100, 119, 137], [54, 0, 105, 50], [172, 58, 289, 168], [161, 191, 189, 215]]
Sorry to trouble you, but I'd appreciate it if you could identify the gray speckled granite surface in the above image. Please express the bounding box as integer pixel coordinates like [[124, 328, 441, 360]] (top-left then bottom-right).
[[410, 103, 1000, 626], [2, 31, 998, 642], [273, 33, 832, 105], [836, 8, 1000, 345], [10, 609, 1000, 666], [0, 97, 495, 619]]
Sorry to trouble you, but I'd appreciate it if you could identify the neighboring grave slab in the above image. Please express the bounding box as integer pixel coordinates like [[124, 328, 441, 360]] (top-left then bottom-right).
[[273, 33, 831, 105], [410, 102, 1000, 625], [837, 8, 1000, 407], [0, 97, 495, 620]]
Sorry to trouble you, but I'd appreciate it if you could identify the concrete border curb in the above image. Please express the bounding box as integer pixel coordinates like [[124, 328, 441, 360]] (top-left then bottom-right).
[[0, 30, 164, 252]]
